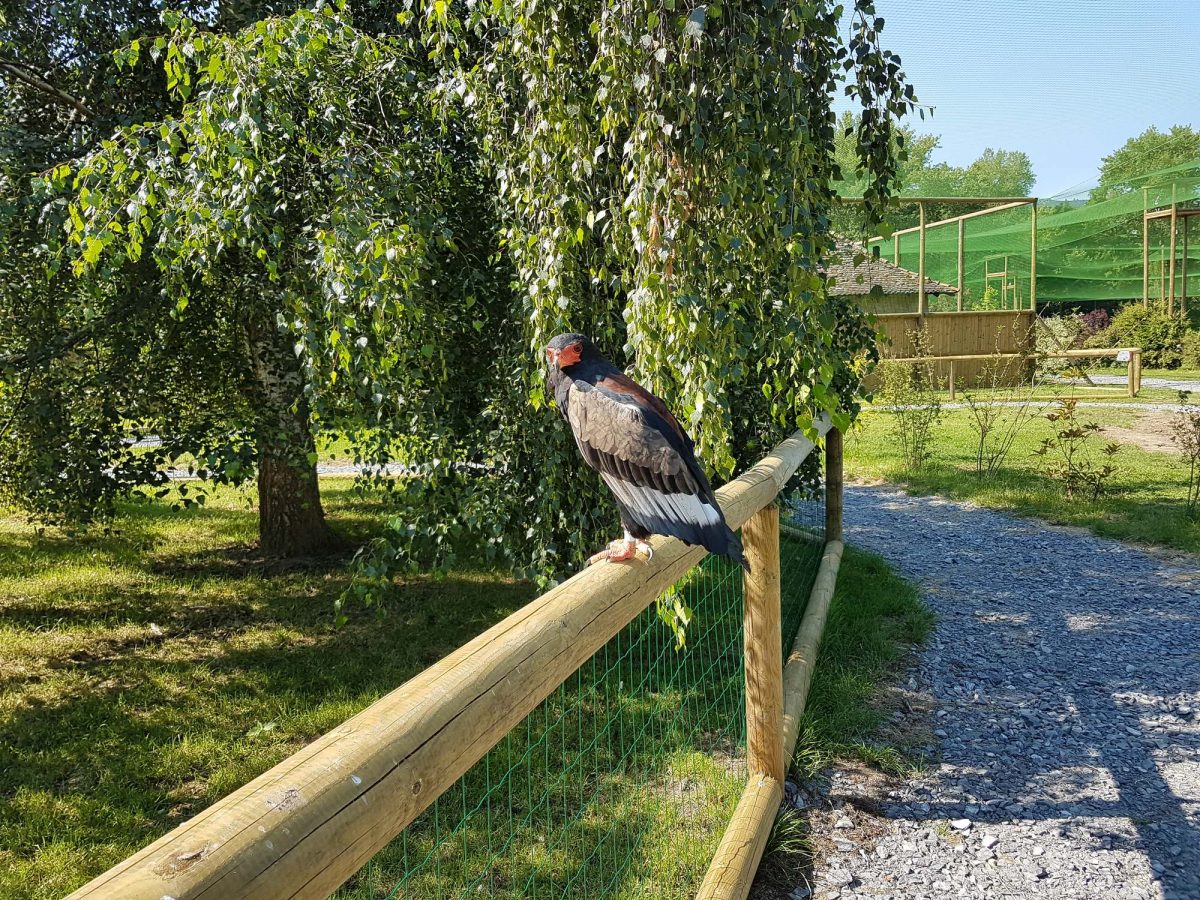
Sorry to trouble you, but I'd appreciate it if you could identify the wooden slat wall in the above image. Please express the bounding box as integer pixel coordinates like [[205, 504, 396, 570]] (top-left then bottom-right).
[[874, 310, 1036, 385]]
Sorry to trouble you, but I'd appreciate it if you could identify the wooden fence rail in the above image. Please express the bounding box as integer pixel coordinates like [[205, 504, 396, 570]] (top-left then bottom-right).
[[887, 347, 1144, 399], [68, 418, 843, 900]]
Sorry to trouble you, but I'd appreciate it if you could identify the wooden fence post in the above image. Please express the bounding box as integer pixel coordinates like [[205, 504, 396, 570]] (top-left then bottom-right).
[[741, 504, 783, 784], [825, 428, 843, 544], [956, 217, 965, 310], [917, 201, 928, 316]]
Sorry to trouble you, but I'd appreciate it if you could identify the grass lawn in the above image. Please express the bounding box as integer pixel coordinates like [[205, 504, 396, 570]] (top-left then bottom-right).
[[0, 482, 536, 899], [1143, 367, 1200, 382], [848, 402, 1200, 555]]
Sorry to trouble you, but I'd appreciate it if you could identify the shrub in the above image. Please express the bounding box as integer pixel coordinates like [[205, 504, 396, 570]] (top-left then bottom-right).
[[1085, 303, 1185, 368], [1033, 399, 1120, 500], [1035, 315, 1084, 376], [962, 352, 1039, 478], [977, 284, 1003, 311], [1079, 308, 1110, 340], [876, 330, 943, 474], [1183, 330, 1200, 369], [1170, 391, 1200, 518]]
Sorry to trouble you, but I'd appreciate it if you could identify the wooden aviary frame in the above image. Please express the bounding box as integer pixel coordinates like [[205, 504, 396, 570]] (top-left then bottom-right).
[[886, 347, 1144, 400], [851, 197, 1039, 315], [1143, 201, 1198, 318]]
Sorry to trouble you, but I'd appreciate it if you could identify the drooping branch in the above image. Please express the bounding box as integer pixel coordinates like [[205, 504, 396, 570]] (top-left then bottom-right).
[[0, 58, 95, 120]]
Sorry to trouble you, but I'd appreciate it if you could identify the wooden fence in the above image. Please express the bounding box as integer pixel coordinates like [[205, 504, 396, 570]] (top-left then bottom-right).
[[883, 347, 1144, 400], [875, 310, 1036, 385], [68, 420, 846, 900]]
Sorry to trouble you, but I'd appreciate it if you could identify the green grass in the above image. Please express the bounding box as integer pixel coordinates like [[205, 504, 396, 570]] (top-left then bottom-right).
[[0, 483, 536, 899], [849, 403, 1200, 554], [1142, 367, 1200, 382], [754, 547, 935, 894], [790, 547, 935, 778], [339, 528, 828, 899]]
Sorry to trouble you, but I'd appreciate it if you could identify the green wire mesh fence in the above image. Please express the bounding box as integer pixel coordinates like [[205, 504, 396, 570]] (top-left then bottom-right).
[[336, 491, 826, 900], [867, 159, 1200, 310]]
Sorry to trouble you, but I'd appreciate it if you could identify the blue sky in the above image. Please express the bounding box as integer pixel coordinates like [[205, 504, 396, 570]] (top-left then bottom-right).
[[854, 0, 1200, 197]]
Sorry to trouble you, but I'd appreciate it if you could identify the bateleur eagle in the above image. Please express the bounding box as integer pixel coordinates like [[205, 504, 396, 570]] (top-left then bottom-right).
[[544, 333, 749, 571]]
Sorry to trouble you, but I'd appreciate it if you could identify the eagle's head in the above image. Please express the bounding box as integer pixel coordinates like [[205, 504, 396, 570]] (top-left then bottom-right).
[[544, 332, 596, 370]]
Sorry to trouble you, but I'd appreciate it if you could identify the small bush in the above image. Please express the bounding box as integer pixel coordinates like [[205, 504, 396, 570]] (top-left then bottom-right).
[[1035, 315, 1084, 377], [1079, 308, 1110, 340], [977, 284, 1003, 311], [1033, 399, 1120, 500], [876, 330, 943, 474], [1183, 330, 1200, 369], [1085, 303, 1185, 368], [1170, 391, 1200, 518], [963, 352, 1038, 478]]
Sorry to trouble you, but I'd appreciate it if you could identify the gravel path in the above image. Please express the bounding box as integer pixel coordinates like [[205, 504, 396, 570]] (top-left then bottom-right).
[[1058, 374, 1200, 394], [801, 485, 1200, 900]]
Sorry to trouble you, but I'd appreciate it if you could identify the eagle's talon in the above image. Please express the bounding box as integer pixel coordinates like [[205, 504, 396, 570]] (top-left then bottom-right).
[[587, 536, 646, 566]]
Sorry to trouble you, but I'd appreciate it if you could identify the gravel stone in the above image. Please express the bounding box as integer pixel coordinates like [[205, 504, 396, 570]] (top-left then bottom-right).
[[800, 485, 1200, 900]]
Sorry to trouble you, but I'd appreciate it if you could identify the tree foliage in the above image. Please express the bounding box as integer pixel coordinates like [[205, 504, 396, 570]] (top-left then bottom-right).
[[1093, 124, 1200, 201], [833, 112, 1034, 234], [3, 4, 512, 555], [4, 0, 917, 590], [348, 0, 916, 593]]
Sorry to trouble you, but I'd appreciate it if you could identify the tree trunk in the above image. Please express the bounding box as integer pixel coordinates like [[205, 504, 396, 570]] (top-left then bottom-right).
[[246, 317, 345, 558]]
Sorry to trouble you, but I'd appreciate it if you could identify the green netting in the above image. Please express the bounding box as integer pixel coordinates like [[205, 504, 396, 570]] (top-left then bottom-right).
[[868, 159, 1200, 309], [334, 492, 825, 900]]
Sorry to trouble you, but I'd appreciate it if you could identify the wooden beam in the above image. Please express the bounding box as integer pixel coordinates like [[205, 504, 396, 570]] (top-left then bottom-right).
[[1145, 207, 1200, 220], [873, 309, 1036, 320], [1169, 204, 1179, 317], [780, 541, 844, 755], [700, 538, 846, 900], [1184, 216, 1190, 319], [742, 504, 784, 784], [824, 429, 843, 543], [918, 202, 927, 316], [885, 346, 1140, 363], [1143, 210, 1150, 308], [1030, 200, 1038, 312], [846, 196, 1037, 206], [694, 775, 783, 900], [873, 200, 1034, 242], [956, 217, 965, 311], [67, 423, 832, 900], [894, 232, 900, 267]]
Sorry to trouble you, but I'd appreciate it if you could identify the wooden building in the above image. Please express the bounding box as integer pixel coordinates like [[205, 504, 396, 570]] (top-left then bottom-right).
[[825, 240, 957, 314]]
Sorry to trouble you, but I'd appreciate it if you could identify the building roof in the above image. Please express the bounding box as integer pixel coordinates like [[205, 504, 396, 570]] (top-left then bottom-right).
[[825, 241, 957, 297]]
